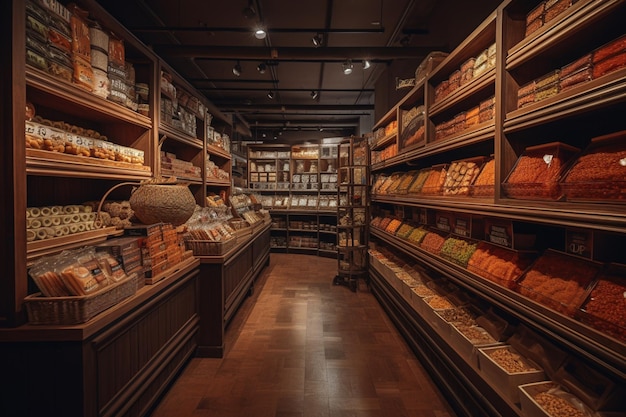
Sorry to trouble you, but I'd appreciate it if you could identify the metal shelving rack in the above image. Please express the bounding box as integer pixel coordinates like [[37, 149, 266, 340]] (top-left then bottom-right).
[[333, 136, 370, 291]]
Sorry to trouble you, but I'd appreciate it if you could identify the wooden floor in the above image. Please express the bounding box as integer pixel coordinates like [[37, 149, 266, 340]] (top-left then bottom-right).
[[149, 253, 456, 417]]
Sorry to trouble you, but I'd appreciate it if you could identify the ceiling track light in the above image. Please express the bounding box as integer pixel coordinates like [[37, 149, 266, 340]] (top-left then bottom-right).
[[232, 61, 242, 76], [257, 62, 266, 73], [312, 33, 323, 47], [310, 90, 318, 99], [254, 27, 267, 39], [363, 59, 371, 70], [342, 59, 353, 75], [267, 90, 275, 99]]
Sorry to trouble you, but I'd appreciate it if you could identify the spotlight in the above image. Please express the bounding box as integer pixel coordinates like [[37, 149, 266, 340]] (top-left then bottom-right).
[[254, 27, 267, 39], [232, 61, 242, 76], [311, 91, 318, 99], [342, 60, 353, 75], [312, 33, 323, 47], [257, 63, 266, 74], [363, 60, 371, 70], [267, 90, 275, 99]]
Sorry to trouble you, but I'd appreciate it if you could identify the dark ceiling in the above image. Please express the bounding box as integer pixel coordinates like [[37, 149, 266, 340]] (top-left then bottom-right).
[[99, 0, 501, 143]]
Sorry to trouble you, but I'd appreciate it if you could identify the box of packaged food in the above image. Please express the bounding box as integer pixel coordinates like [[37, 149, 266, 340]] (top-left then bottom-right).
[[592, 35, 626, 79], [460, 57, 476, 85], [576, 263, 626, 343], [559, 66, 592, 92], [515, 249, 600, 317], [479, 95, 496, 123], [503, 142, 580, 200], [443, 157, 486, 197], [434, 79, 450, 103], [478, 345, 546, 404], [473, 49, 490, 78], [464, 106, 480, 130], [517, 83, 536, 111], [420, 164, 448, 196], [544, 0, 573, 25], [560, 130, 626, 202], [525, 2, 546, 38], [448, 70, 462, 92], [468, 242, 535, 289], [533, 70, 561, 102]]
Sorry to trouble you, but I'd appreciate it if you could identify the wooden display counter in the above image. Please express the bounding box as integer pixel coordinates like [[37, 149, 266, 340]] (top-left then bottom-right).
[[195, 222, 271, 357], [0, 257, 200, 417]]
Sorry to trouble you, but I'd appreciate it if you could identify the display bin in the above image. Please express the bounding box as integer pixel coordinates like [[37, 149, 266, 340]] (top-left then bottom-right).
[[415, 51, 448, 83], [576, 263, 626, 343], [555, 355, 624, 413], [420, 164, 449, 196], [406, 168, 432, 195], [24, 272, 140, 325], [467, 242, 536, 289], [514, 249, 600, 317], [423, 291, 467, 338], [185, 237, 237, 255], [560, 130, 626, 202], [502, 142, 580, 200], [442, 157, 486, 197], [409, 283, 436, 314], [385, 172, 409, 195], [440, 236, 479, 267], [395, 170, 420, 195], [518, 382, 595, 417], [377, 172, 402, 195], [400, 106, 426, 150], [477, 345, 546, 405], [448, 323, 502, 369]]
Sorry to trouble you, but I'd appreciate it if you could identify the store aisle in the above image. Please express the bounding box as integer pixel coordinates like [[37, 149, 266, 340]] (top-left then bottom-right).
[[149, 253, 456, 417]]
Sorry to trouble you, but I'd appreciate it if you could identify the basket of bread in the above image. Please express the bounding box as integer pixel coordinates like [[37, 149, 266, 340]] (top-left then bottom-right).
[[25, 247, 140, 325]]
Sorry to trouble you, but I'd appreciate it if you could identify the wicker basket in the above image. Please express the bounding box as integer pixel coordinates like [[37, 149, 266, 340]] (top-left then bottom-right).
[[24, 272, 140, 325], [185, 237, 237, 255], [129, 183, 196, 226]]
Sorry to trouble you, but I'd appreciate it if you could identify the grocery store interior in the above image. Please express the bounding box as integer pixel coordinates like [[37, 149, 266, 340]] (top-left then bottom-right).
[[2, 1, 626, 417]]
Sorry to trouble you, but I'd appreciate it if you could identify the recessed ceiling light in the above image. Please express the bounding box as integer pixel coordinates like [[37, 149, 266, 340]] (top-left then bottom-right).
[[267, 90, 275, 99], [257, 63, 266, 73], [342, 60, 353, 75], [312, 33, 323, 47], [232, 61, 242, 76], [311, 91, 318, 99], [363, 60, 371, 70]]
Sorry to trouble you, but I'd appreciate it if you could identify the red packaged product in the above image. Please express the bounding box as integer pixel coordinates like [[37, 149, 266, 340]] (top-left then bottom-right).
[[592, 52, 626, 79], [559, 67, 592, 92], [543, 0, 572, 24], [560, 54, 592, 78], [592, 34, 626, 64]]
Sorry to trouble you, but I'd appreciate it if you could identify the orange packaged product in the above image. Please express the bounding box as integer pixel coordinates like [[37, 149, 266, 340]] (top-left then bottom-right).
[[421, 164, 448, 195], [560, 130, 626, 201], [515, 249, 600, 317], [68, 5, 91, 63], [577, 264, 626, 342], [471, 158, 495, 197], [502, 142, 579, 200], [468, 242, 535, 289]]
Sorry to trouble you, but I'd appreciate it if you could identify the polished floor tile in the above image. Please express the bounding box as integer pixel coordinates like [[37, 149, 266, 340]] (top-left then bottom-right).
[[148, 253, 456, 417]]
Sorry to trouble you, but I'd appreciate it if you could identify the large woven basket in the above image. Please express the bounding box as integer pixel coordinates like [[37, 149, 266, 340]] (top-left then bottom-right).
[[129, 183, 196, 225]]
